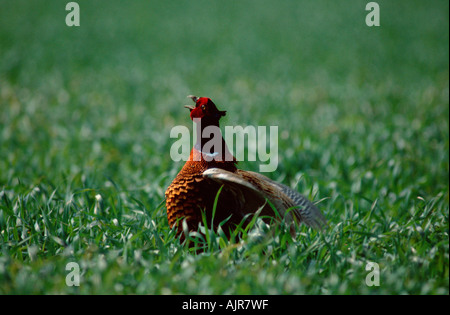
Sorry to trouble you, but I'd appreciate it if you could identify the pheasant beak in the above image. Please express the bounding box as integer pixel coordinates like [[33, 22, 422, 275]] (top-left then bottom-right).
[[187, 95, 198, 102], [185, 95, 198, 111]]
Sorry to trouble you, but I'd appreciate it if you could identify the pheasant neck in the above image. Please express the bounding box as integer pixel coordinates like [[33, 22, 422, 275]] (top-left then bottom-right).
[[193, 118, 233, 162]]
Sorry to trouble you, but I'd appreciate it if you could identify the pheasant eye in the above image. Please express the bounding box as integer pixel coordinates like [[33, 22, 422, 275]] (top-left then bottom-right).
[[201, 105, 206, 111]]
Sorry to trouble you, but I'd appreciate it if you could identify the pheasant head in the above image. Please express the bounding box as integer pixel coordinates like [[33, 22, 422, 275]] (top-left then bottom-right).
[[182, 95, 233, 163], [185, 95, 227, 123]]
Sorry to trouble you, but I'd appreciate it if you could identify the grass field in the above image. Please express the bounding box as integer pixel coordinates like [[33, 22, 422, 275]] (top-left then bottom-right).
[[0, 0, 448, 294]]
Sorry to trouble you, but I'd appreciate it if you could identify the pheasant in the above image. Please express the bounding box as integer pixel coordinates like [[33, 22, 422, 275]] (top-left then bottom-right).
[[165, 95, 326, 239]]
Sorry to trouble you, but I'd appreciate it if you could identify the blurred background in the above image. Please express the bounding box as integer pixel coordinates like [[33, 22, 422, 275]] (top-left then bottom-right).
[[0, 0, 448, 295], [0, 0, 448, 200]]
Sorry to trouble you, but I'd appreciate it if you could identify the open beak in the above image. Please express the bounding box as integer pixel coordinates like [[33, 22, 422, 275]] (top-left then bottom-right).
[[185, 95, 198, 111]]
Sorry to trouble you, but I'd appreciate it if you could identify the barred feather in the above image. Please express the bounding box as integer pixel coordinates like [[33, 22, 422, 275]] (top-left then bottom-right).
[[203, 168, 327, 232]]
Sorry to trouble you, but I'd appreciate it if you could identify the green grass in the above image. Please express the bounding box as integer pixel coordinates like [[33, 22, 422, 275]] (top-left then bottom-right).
[[0, 0, 448, 294]]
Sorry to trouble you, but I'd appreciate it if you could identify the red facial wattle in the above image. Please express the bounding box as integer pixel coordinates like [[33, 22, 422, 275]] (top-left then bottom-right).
[[189, 106, 204, 120], [189, 97, 209, 120], [186, 96, 226, 121]]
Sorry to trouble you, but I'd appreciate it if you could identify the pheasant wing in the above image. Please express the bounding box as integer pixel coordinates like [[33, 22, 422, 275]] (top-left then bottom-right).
[[203, 168, 326, 230], [202, 168, 272, 220], [241, 170, 326, 229]]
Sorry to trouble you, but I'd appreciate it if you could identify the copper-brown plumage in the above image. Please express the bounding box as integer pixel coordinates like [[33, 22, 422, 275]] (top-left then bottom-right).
[[165, 96, 326, 238], [165, 147, 239, 234]]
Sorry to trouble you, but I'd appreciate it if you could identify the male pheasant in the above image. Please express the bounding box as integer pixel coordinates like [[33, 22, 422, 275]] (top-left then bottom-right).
[[165, 96, 326, 238]]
